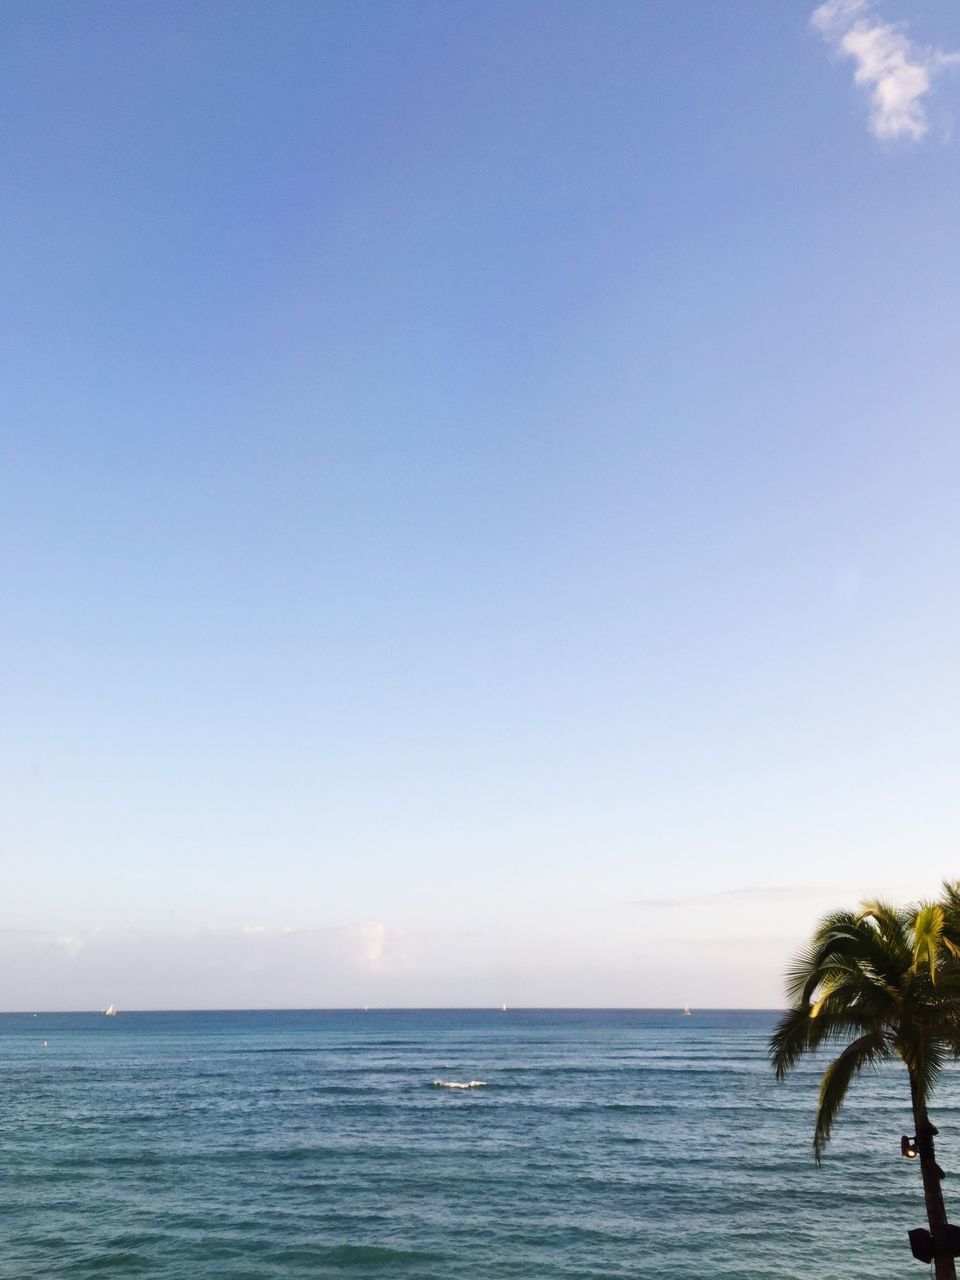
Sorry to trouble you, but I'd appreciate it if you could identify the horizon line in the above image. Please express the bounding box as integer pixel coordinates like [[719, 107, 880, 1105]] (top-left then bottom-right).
[[1, 1005, 787, 1015]]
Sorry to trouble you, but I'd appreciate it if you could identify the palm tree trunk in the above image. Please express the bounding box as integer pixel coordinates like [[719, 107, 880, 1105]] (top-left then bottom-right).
[[911, 1073, 956, 1280]]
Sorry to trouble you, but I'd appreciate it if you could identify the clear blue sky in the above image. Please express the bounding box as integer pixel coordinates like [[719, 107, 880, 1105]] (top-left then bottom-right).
[[2, 0, 959, 1008]]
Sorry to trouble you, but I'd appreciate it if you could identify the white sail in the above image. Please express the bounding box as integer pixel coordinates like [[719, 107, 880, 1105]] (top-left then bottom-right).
[[104, 1004, 117, 1016]]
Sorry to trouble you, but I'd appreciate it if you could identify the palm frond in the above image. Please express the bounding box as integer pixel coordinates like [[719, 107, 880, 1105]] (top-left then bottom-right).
[[912, 903, 945, 983], [856, 900, 912, 965], [785, 910, 908, 1005], [814, 1030, 891, 1164], [770, 1005, 813, 1081], [808, 984, 891, 1029], [769, 994, 882, 1081], [924, 969, 960, 998], [784, 915, 856, 1004]]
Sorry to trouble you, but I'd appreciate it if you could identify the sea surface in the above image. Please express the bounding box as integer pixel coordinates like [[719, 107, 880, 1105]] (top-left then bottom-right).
[[0, 1008, 953, 1278]]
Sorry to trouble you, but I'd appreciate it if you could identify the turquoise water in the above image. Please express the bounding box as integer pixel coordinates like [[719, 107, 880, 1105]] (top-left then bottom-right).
[[0, 1009, 950, 1278]]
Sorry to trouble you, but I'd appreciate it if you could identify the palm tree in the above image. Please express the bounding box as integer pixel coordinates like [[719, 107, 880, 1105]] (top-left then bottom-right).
[[770, 898, 960, 1280]]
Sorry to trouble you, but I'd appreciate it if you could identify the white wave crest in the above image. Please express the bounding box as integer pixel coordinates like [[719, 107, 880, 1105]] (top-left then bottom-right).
[[433, 1079, 488, 1089]]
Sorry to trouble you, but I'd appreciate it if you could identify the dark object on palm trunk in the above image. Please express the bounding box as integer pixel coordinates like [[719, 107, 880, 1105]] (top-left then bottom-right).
[[909, 1226, 960, 1264]]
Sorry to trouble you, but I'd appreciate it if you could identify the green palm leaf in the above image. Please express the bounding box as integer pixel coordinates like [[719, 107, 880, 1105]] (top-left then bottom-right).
[[813, 1030, 891, 1164], [913, 904, 945, 983]]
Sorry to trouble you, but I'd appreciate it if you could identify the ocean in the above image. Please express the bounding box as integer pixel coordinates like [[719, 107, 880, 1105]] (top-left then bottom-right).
[[0, 1009, 949, 1278]]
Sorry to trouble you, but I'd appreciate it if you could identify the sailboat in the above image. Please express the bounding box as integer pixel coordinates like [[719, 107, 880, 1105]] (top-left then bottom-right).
[[104, 1004, 117, 1017], [682, 1003, 692, 1016], [500, 1002, 507, 1013]]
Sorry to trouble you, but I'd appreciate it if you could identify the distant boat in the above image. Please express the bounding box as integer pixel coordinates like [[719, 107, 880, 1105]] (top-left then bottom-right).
[[104, 1004, 117, 1017], [682, 1004, 692, 1016], [501, 1002, 507, 1013]]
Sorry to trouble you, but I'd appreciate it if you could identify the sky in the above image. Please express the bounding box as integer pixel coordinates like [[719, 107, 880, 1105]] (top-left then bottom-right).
[[2, 0, 960, 1010]]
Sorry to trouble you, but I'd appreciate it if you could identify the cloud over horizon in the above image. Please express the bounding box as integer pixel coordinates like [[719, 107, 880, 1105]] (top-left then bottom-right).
[[630, 885, 843, 909], [0, 917, 800, 1011], [812, 0, 958, 141], [0, 922, 413, 1012]]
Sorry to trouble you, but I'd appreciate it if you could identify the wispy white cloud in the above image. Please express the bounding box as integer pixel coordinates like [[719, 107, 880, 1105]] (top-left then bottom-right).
[[812, 0, 958, 141], [630, 885, 842, 909]]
